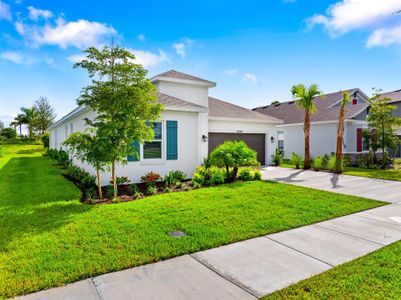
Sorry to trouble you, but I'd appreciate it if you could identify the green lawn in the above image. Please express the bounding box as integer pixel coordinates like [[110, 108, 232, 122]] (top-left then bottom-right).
[[280, 159, 401, 182], [0, 144, 44, 169], [0, 145, 384, 298], [267, 241, 401, 299]]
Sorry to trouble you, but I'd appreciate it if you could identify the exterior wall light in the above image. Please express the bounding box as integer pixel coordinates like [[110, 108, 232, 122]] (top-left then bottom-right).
[[270, 136, 276, 143], [201, 134, 208, 142]]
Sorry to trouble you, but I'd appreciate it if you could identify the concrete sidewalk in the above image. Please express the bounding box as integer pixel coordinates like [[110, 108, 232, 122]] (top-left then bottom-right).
[[262, 166, 401, 203], [18, 170, 401, 299]]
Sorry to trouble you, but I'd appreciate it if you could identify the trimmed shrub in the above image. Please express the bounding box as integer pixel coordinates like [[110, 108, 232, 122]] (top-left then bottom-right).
[[327, 154, 337, 172], [253, 169, 262, 180], [290, 153, 302, 169], [271, 148, 283, 166], [164, 170, 186, 187], [312, 156, 324, 171], [238, 167, 254, 181], [190, 166, 226, 187], [209, 167, 226, 185]]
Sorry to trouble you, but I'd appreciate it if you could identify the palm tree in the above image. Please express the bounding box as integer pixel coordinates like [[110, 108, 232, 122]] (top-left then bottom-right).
[[12, 115, 24, 137], [19, 107, 36, 139], [335, 91, 351, 173], [291, 84, 323, 169]]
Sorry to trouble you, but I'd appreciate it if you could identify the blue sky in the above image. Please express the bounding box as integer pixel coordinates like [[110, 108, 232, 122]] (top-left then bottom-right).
[[1, 0, 401, 125]]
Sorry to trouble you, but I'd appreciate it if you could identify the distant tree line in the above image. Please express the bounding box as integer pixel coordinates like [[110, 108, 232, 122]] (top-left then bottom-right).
[[0, 97, 56, 145]]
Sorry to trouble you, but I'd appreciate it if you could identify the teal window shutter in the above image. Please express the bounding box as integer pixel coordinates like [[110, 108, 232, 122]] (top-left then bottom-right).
[[166, 121, 178, 160], [128, 141, 140, 161]]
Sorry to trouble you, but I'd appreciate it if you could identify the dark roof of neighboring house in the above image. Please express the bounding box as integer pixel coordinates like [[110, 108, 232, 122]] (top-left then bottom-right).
[[158, 92, 207, 110], [381, 89, 401, 103], [253, 89, 369, 124], [209, 97, 282, 123], [152, 70, 216, 85]]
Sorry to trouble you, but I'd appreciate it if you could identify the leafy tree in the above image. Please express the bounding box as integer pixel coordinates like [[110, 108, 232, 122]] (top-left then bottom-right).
[[32, 97, 56, 134], [0, 127, 17, 139], [209, 141, 259, 182], [63, 131, 110, 198], [271, 100, 280, 105], [12, 115, 25, 137], [362, 129, 378, 163], [291, 84, 324, 169], [368, 89, 401, 168], [74, 45, 163, 198], [335, 91, 351, 173], [0, 119, 4, 131], [19, 107, 36, 138]]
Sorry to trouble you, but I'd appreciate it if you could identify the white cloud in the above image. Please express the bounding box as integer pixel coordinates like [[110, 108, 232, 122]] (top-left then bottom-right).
[[367, 25, 401, 47], [0, 0, 12, 21], [172, 38, 195, 58], [0, 51, 23, 64], [173, 42, 186, 58], [27, 6, 53, 20], [243, 73, 258, 85], [224, 68, 239, 76], [137, 33, 145, 41], [17, 17, 117, 49], [130, 49, 168, 68], [308, 0, 401, 36]]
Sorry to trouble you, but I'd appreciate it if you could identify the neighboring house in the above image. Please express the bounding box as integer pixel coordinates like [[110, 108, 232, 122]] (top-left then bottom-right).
[[380, 89, 401, 157], [253, 89, 370, 159], [49, 70, 282, 184]]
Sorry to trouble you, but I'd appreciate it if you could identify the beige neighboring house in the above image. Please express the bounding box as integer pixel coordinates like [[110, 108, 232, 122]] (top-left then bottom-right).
[[49, 70, 282, 184], [254, 89, 371, 159]]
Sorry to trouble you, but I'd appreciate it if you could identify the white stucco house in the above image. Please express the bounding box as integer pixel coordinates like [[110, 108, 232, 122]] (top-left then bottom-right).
[[253, 89, 371, 159], [49, 70, 282, 184]]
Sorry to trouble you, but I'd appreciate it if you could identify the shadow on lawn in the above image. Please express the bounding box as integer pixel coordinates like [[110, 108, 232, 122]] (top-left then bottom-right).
[[16, 149, 44, 155], [0, 157, 92, 249]]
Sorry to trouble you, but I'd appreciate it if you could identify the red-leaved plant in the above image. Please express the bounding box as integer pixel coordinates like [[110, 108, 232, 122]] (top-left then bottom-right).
[[141, 172, 162, 187]]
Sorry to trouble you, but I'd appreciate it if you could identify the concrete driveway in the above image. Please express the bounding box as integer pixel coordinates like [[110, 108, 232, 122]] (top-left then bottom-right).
[[262, 166, 401, 203]]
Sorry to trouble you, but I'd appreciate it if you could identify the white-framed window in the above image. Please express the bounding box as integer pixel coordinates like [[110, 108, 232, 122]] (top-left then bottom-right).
[[278, 140, 284, 151], [143, 122, 163, 159], [277, 130, 284, 151]]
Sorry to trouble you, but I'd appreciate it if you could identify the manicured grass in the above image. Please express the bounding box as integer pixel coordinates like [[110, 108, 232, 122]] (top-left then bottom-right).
[[280, 159, 401, 182], [344, 166, 401, 182], [0, 144, 44, 169], [267, 241, 401, 299], [0, 146, 384, 298]]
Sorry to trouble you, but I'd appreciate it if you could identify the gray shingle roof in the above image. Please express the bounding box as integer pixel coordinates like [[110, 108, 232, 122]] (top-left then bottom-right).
[[158, 92, 207, 110], [381, 89, 401, 103], [208, 97, 282, 123], [253, 89, 369, 124], [152, 70, 216, 85]]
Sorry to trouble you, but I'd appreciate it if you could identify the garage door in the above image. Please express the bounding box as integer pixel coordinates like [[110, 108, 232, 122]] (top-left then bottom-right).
[[208, 133, 266, 165]]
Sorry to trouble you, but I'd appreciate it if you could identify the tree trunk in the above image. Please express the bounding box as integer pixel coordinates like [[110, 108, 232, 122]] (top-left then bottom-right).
[[304, 110, 311, 169], [225, 165, 230, 181], [229, 167, 238, 182], [96, 166, 103, 199], [112, 159, 118, 198], [335, 107, 345, 173], [19, 125, 22, 137]]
